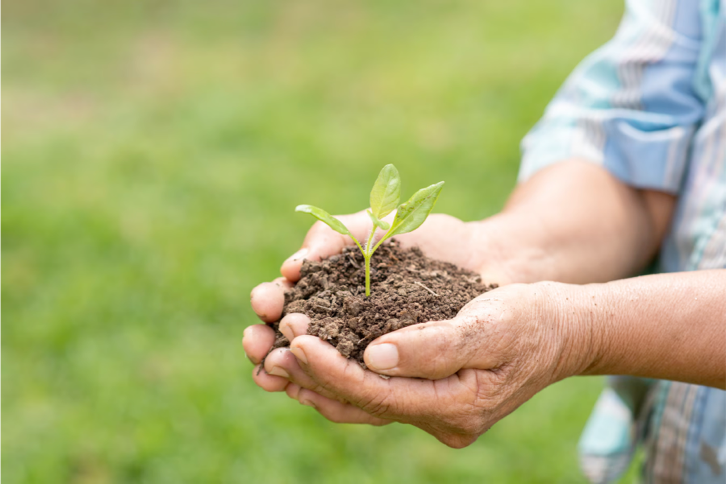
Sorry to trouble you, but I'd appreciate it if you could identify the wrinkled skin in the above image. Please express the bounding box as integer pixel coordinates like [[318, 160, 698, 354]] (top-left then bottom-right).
[[244, 211, 587, 447]]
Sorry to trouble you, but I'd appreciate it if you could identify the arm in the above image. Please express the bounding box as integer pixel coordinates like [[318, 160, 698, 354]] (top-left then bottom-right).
[[488, 0, 705, 284], [475, 160, 675, 285], [575, 270, 726, 388]]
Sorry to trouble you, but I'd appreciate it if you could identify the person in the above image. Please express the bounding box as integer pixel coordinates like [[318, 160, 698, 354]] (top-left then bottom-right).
[[243, 1, 726, 482]]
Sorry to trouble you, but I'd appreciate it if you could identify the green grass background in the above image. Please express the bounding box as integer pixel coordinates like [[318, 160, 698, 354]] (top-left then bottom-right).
[[3, 1, 634, 482]]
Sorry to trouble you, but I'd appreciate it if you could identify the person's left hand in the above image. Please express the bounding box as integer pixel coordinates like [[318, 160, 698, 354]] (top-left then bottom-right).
[[254, 281, 592, 448]]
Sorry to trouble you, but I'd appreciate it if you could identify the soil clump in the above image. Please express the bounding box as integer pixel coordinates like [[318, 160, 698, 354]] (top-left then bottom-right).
[[267, 240, 497, 367]]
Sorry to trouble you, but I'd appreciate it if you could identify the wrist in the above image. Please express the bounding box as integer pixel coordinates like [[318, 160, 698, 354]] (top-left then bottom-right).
[[534, 281, 602, 381], [558, 282, 613, 378]]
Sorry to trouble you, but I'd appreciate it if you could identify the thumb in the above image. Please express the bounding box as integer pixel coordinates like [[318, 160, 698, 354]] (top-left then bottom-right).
[[363, 320, 476, 379]]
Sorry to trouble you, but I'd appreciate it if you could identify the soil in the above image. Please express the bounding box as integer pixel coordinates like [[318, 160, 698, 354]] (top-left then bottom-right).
[[266, 240, 498, 368]]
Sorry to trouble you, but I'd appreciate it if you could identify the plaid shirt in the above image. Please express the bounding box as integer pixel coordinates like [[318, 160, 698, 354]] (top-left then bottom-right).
[[519, 1, 726, 482]]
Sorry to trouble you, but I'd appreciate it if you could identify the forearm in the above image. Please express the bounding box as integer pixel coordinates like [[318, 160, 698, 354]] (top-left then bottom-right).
[[572, 270, 726, 388], [473, 160, 675, 284]]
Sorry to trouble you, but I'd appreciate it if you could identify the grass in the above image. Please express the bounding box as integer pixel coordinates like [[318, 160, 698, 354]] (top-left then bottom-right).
[[4, 1, 626, 482]]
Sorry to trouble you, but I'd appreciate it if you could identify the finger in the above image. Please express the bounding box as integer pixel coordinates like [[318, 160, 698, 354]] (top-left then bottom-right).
[[280, 211, 374, 282], [290, 335, 439, 420], [250, 282, 285, 322], [272, 276, 294, 290], [279, 313, 311, 342], [251, 364, 289, 392], [363, 320, 475, 379], [285, 382, 336, 407], [264, 345, 346, 402], [287, 382, 386, 424], [280, 248, 316, 283], [292, 336, 490, 442], [295, 388, 391, 426], [286, 382, 303, 400], [242, 324, 276, 365]]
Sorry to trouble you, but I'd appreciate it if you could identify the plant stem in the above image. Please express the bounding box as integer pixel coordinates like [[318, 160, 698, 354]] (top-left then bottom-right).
[[365, 225, 376, 254], [364, 255, 371, 297], [363, 225, 377, 297], [351, 236, 365, 255]]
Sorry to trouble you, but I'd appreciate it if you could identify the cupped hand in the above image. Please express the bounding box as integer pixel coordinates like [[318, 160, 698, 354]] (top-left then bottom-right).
[[253, 282, 590, 446], [243, 210, 523, 434]]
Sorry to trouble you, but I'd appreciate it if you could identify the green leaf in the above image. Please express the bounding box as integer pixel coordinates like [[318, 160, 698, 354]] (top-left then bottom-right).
[[295, 205, 351, 236], [369, 164, 401, 219], [367, 209, 390, 231], [386, 181, 444, 237]]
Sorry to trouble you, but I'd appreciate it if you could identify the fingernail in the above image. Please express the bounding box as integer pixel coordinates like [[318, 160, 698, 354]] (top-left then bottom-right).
[[286, 248, 309, 262], [280, 320, 298, 341], [268, 366, 290, 379], [367, 344, 399, 370], [291, 346, 308, 364]]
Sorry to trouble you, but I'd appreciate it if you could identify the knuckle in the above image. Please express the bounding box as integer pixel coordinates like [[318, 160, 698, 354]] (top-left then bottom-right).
[[472, 393, 496, 413], [472, 385, 503, 414], [303, 369, 356, 405], [427, 344, 455, 377], [311, 383, 347, 404], [357, 392, 393, 418], [308, 381, 327, 395]]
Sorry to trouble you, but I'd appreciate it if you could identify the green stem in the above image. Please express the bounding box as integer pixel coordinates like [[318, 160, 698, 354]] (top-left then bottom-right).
[[363, 225, 377, 297], [349, 234, 371, 296], [351, 235, 365, 255], [365, 255, 371, 297], [365, 225, 375, 254]]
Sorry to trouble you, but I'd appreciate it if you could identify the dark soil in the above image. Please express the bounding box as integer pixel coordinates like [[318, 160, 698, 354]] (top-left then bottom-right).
[[267, 240, 497, 368]]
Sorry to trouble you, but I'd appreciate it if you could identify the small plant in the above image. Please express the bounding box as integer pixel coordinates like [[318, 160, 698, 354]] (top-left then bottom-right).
[[296, 164, 444, 297]]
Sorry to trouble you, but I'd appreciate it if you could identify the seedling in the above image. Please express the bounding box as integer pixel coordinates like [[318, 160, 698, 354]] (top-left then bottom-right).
[[296, 164, 444, 297]]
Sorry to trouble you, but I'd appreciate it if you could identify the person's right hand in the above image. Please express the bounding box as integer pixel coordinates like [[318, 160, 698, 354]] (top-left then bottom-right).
[[262, 281, 592, 446], [243, 210, 515, 401]]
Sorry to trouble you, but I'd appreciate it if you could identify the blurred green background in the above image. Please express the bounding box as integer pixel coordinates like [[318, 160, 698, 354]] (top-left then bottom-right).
[[3, 1, 629, 482]]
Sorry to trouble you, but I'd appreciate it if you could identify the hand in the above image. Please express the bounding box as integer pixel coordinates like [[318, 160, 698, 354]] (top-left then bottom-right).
[[243, 211, 513, 396], [251, 282, 590, 447]]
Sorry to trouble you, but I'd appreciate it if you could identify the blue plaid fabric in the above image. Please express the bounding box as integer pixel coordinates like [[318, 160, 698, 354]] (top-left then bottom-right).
[[519, 1, 726, 482]]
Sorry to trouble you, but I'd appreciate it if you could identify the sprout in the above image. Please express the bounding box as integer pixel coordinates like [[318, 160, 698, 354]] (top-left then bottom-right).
[[296, 164, 444, 296]]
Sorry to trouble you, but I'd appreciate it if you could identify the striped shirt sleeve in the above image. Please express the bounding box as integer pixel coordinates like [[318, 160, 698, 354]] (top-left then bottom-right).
[[519, 0, 707, 193]]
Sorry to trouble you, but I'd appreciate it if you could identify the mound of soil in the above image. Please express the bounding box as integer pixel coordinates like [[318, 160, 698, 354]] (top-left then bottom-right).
[[266, 240, 497, 368]]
